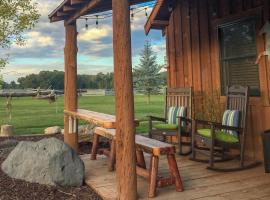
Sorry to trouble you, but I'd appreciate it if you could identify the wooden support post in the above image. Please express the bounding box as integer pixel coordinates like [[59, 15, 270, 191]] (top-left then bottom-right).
[[64, 21, 78, 152], [112, 0, 137, 199]]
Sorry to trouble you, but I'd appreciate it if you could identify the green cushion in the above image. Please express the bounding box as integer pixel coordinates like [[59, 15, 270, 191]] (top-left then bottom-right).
[[153, 123, 178, 130], [197, 129, 239, 143]]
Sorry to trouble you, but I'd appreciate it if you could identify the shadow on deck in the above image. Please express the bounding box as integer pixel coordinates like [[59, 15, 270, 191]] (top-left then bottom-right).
[[81, 154, 270, 200]]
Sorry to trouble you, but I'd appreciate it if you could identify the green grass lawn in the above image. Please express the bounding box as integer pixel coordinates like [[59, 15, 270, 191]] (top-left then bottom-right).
[[0, 95, 164, 135]]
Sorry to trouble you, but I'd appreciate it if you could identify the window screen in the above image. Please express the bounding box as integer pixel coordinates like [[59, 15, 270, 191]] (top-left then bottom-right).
[[219, 19, 260, 96]]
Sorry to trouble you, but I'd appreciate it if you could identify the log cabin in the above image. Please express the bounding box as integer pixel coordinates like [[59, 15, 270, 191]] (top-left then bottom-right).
[[48, 0, 270, 199], [145, 0, 270, 161]]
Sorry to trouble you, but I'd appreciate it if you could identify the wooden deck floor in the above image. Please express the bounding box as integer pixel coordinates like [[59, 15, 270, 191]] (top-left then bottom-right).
[[81, 154, 270, 200]]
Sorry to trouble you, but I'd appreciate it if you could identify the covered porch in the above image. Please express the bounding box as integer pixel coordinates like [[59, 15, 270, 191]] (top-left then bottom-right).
[[81, 154, 270, 200], [48, 0, 270, 199]]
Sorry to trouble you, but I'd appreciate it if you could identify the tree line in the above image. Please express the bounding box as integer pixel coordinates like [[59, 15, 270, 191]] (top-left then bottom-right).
[[1, 70, 166, 90], [1, 71, 115, 90]]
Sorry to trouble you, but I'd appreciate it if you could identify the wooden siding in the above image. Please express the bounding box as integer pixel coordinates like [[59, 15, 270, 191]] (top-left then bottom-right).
[[166, 0, 270, 160]]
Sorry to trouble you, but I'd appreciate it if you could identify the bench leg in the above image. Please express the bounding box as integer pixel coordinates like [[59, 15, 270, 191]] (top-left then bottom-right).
[[91, 133, 100, 160], [136, 149, 146, 169], [108, 139, 116, 171], [149, 156, 159, 198], [167, 154, 183, 192]]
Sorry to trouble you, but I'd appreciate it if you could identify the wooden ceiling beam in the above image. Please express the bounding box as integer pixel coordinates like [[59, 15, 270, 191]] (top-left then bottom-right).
[[65, 0, 101, 25], [50, 16, 68, 23], [57, 11, 70, 17], [63, 5, 77, 12], [71, 0, 87, 5], [152, 20, 169, 27], [144, 0, 164, 35]]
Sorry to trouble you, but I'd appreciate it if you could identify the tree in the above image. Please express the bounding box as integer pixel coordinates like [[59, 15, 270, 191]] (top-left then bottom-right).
[[133, 41, 164, 104], [0, 75, 3, 89], [0, 0, 40, 68]]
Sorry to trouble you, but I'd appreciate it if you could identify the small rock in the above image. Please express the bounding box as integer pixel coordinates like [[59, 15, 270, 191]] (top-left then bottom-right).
[[44, 126, 61, 135], [1, 138, 85, 186], [78, 124, 96, 143]]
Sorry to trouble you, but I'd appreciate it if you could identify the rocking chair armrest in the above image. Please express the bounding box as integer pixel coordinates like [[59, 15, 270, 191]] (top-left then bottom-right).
[[147, 115, 166, 122], [194, 119, 242, 132], [176, 116, 192, 123], [211, 123, 243, 132]]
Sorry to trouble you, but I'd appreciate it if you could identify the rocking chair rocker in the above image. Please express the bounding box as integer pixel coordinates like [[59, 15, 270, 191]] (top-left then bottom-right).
[[191, 85, 260, 171]]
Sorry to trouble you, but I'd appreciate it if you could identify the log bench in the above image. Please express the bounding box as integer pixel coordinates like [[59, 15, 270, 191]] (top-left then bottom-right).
[[91, 128, 116, 171], [64, 109, 139, 130], [91, 127, 183, 198]]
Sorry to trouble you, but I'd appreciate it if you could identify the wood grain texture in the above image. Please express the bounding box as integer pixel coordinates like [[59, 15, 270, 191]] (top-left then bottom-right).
[[82, 154, 270, 200], [164, 0, 270, 160], [148, 156, 159, 198], [64, 109, 139, 128], [64, 22, 78, 151], [92, 128, 176, 156], [112, 0, 137, 199]]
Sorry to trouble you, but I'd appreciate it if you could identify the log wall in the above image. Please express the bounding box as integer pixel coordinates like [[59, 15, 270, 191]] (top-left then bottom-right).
[[166, 0, 270, 160]]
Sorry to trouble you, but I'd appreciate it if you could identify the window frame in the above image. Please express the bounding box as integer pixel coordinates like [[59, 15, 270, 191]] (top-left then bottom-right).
[[218, 17, 261, 97]]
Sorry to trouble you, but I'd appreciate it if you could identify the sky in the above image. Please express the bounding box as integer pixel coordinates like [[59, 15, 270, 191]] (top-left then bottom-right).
[[1, 0, 166, 83]]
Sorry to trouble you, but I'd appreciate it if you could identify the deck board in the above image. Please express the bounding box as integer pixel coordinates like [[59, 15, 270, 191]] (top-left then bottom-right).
[[81, 154, 270, 200]]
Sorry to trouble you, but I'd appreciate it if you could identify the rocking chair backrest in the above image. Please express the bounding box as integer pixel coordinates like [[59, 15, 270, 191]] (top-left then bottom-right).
[[164, 87, 193, 121], [225, 85, 249, 130]]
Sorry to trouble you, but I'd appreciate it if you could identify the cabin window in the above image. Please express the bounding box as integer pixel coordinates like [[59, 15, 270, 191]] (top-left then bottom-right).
[[219, 19, 260, 96]]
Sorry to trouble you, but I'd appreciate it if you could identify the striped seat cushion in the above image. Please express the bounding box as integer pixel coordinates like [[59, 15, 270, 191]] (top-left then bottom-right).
[[167, 106, 187, 128], [222, 110, 241, 137]]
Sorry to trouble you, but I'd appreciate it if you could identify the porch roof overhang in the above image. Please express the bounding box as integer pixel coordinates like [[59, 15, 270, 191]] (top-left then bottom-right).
[[144, 0, 174, 35], [48, 0, 152, 24]]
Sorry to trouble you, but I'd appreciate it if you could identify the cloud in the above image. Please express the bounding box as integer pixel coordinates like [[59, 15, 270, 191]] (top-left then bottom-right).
[[12, 31, 54, 49], [152, 43, 166, 52], [2, 0, 166, 83], [78, 26, 112, 41]]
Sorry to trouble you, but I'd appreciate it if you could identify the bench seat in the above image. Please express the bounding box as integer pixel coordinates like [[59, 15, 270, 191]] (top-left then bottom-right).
[[91, 127, 183, 198]]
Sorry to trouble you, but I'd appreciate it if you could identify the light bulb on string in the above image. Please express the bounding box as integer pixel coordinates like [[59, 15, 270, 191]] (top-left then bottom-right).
[[130, 8, 134, 21], [95, 15, 99, 28], [85, 18, 88, 29], [145, 7, 148, 17]]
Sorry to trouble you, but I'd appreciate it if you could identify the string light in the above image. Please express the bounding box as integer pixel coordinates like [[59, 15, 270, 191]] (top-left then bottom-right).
[[145, 8, 148, 17], [79, 1, 158, 28], [85, 18, 88, 29], [95, 15, 99, 28], [131, 8, 134, 21]]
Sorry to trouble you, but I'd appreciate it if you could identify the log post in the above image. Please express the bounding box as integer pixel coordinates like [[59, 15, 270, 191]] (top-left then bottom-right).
[[112, 0, 137, 199], [64, 21, 78, 152]]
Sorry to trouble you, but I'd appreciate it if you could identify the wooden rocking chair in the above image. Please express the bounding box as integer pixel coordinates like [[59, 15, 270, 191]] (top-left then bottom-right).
[[191, 85, 260, 171], [148, 87, 193, 155]]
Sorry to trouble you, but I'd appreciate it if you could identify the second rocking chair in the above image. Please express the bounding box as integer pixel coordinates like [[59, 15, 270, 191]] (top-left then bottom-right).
[[191, 85, 260, 171]]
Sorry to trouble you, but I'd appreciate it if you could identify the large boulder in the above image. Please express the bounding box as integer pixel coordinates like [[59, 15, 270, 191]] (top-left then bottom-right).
[[44, 126, 61, 135], [1, 138, 84, 186]]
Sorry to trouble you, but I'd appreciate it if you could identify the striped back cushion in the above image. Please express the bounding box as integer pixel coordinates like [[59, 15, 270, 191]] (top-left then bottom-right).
[[167, 106, 187, 127], [222, 110, 241, 136]]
